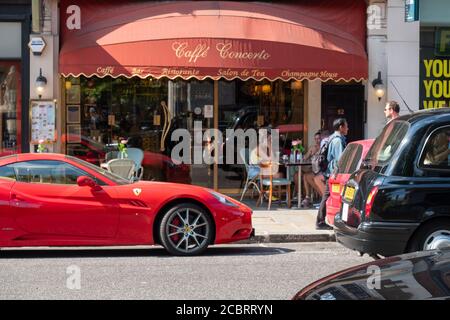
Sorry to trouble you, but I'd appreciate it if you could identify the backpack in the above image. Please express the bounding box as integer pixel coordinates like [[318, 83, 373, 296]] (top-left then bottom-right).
[[312, 136, 342, 174]]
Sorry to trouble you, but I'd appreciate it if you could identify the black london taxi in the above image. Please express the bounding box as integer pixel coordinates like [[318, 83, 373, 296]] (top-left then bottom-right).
[[334, 108, 450, 257]]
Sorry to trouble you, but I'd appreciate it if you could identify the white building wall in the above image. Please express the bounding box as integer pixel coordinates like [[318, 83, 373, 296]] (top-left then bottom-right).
[[306, 80, 321, 147], [29, 0, 60, 152], [366, 1, 388, 138], [366, 0, 420, 138], [386, 0, 420, 114]]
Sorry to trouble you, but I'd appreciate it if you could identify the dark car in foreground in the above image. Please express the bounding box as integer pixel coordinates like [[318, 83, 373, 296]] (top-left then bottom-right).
[[294, 248, 450, 300], [334, 109, 450, 257]]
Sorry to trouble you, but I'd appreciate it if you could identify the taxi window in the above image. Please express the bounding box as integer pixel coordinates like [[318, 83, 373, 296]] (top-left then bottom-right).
[[420, 127, 450, 170], [365, 121, 409, 169]]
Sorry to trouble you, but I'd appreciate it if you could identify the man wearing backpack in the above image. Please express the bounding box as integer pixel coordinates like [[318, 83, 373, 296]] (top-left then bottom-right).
[[316, 118, 348, 230]]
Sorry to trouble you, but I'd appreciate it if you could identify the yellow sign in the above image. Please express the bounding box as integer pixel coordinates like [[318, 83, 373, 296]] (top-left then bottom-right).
[[344, 186, 355, 202], [133, 188, 142, 196], [422, 59, 450, 109], [331, 184, 341, 194]]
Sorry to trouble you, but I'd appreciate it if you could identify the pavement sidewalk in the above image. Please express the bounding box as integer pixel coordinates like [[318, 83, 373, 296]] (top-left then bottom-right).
[[240, 206, 336, 244]]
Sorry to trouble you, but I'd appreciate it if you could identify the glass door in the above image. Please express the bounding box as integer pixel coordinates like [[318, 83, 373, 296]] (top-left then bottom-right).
[[169, 79, 215, 189], [217, 79, 305, 195], [0, 60, 21, 156]]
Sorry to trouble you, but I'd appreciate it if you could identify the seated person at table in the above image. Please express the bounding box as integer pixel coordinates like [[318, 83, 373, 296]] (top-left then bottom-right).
[[313, 130, 331, 199], [296, 131, 322, 207], [249, 129, 283, 180]]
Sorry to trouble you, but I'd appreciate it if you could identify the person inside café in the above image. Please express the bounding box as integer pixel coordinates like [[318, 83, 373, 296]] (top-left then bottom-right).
[[249, 128, 285, 201]]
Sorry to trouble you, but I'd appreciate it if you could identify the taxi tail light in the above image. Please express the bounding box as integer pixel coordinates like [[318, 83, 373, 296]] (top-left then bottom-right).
[[364, 186, 379, 218]]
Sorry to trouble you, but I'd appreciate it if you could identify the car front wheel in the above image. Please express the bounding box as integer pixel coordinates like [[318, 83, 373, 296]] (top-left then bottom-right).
[[159, 203, 214, 256]]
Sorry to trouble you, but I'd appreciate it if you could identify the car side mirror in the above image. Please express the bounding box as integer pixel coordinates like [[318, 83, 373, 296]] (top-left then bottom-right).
[[77, 176, 102, 191]]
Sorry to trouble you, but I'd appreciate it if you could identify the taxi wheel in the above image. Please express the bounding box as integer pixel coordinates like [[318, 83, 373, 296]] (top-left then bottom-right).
[[407, 219, 450, 253], [159, 203, 214, 256]]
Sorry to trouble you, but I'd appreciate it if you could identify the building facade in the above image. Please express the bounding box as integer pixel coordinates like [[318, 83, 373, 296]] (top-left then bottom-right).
[[4, 0, 437, 194]]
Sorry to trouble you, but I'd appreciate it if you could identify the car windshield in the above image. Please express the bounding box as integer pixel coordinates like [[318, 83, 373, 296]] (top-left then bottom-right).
[[67, 155, 133, 185], [365, 120, 410, 169], [336, 143, 363, 174]]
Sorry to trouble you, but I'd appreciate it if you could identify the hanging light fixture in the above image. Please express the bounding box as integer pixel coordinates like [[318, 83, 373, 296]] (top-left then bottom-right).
[[35, 68, 47, 98], [372, 71, 385, 101], [65, 79, 72, 90], [262, 84, 272, 94], [291, 80, 303, 91]]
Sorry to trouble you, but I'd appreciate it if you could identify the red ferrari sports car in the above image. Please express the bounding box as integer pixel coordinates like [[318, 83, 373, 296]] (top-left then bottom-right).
[[326, 139, 374, 226], [0, 153, 253, 255]]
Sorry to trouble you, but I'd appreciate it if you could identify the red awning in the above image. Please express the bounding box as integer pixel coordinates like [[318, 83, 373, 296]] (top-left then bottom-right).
[[60, 0, 368, 81]]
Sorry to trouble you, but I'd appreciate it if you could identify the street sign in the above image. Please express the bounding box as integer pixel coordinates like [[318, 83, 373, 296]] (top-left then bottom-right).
[[28, 36, 46, 55], [405, 0, 419, 22]]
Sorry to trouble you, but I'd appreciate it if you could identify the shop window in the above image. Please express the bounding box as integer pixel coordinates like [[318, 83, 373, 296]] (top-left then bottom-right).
[[0, 61, 21, 156], [63, 76, 306, 193], [420, 127, 450, 170]]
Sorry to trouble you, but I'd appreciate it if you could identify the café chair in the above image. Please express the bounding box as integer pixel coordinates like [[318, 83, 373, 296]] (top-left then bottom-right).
[[256, 162, 291, 210], [239, 148, 261, 201], [127, 147, 144, 181], [105, 159, 136, 182]]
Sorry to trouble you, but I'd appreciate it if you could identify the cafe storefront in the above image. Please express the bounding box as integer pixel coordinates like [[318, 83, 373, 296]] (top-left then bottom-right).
[[59, 0, 367, 193], [0, 1, 31, 157]]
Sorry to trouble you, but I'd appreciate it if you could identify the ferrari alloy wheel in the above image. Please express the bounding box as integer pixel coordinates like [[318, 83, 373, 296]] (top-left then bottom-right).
[[159, 203, 214, 256]]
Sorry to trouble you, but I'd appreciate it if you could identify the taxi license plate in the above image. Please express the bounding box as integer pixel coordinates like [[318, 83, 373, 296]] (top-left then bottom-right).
[[331, 183, 341, 194], [342, 203, 349, 222], [344, 186, 356, 201]]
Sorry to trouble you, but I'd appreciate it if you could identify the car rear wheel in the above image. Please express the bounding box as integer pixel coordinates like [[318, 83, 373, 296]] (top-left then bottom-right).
[[159, 203, 214, 256], [407, 220, 450, 253]]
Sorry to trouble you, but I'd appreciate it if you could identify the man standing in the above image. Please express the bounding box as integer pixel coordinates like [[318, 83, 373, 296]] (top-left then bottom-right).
[[384, 101, 400, 122], [316, 118, 348, 230]]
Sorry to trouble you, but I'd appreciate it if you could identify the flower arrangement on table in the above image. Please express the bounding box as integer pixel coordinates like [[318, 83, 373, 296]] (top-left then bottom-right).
[[118, 138, 128, 158], [291, 139, 305, 155], [289, 139, 305, 163]]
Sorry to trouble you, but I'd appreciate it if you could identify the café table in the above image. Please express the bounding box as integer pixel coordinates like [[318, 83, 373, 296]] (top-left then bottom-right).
[[284, 161, 312, 209]]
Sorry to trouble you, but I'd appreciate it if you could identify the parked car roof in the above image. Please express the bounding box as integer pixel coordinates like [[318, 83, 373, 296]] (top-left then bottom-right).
[[397, 107, 450, 126]]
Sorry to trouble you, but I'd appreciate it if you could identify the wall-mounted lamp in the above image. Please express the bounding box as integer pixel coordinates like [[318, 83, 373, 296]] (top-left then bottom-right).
[[35, 68, 47, 98], [372, 71, 385, 101]]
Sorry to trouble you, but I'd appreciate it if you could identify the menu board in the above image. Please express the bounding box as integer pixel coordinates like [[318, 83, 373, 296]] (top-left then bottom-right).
[[30, 100, 56, 143]]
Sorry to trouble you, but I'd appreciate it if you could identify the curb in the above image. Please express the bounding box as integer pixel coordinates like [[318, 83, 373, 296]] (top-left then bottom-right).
[[238, 233, 336, 244]]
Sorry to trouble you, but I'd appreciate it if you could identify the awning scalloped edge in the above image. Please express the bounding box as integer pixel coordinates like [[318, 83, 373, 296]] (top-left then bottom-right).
[[60, 72, 366, 83]]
